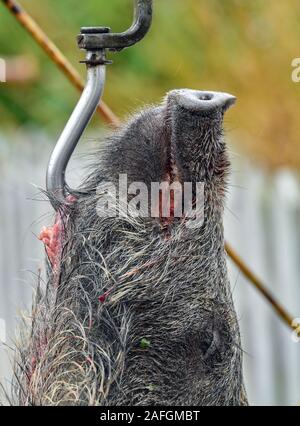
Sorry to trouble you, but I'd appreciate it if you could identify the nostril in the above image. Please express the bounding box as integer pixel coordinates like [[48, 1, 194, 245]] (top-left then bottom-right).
[[198, 93, 213, 101], [167, 89, 236, 113]]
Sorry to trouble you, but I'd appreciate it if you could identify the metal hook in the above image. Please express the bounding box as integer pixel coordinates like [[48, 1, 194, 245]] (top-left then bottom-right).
[[46, 0, 153, 210]]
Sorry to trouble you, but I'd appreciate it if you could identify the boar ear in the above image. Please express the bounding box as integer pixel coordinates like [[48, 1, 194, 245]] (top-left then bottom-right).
[[166, 89, 236, 114]]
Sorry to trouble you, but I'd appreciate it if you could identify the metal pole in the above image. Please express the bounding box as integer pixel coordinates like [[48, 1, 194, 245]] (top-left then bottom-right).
[[46, 52, 106, 206]]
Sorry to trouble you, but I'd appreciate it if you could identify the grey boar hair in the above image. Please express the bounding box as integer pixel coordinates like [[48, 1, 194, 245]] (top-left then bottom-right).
[[11, 89, 248, 406]]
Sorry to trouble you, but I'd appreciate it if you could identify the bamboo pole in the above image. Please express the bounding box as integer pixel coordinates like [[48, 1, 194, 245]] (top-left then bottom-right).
[[225, 243, 297, 331]]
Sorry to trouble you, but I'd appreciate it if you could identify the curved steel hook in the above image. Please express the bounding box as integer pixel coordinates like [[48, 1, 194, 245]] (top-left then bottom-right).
[[46, 0, 153, 210]]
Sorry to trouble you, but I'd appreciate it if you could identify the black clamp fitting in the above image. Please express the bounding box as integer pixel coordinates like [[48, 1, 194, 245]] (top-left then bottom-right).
[[77, 0, 153, 65]]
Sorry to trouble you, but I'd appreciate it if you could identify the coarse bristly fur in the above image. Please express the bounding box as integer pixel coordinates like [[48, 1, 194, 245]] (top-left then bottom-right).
[[11, 89, 248, 406]]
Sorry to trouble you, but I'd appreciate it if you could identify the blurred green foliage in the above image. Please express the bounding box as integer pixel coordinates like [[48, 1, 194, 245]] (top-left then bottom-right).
[[1, 0, 300, 169]]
